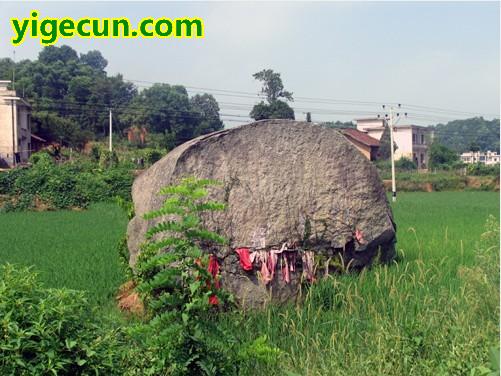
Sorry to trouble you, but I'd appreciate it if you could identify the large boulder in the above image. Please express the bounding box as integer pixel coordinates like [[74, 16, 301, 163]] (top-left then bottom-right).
[[127, 120, 396, 307]]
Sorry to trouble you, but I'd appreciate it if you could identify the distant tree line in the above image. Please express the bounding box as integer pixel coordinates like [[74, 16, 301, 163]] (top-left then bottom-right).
[[430, 117, 500, 153], [0, 45, 223, 149], [1, 47, 498, 154]]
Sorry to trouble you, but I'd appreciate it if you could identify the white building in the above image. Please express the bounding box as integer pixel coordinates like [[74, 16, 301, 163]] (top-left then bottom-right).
[[460, 150, 500, 165], [356, 118, 433, 168], [0, 80, 32, 167]]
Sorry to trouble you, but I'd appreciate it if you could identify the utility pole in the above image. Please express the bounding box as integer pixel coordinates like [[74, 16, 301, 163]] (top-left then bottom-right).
[[381, 104, 405, 202], [109, 108, 113, 152], [389, 106, 396, 202]]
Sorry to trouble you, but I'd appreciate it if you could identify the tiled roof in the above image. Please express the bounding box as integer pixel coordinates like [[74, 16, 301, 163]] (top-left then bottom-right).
[[342, 128, 380, 147]]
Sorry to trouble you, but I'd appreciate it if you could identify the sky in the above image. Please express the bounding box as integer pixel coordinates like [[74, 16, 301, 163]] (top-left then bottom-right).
[[0, 1, 499, 127]]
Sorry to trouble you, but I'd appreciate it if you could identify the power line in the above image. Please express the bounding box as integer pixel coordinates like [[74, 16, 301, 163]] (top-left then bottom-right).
[[126, 78, 498, 119], [22, 83, 500, 130]]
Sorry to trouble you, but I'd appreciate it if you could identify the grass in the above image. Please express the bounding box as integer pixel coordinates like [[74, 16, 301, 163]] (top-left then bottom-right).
[[0, 192, 498, 375], [0, 203, 128, 306], [221, 192, 500, 375]]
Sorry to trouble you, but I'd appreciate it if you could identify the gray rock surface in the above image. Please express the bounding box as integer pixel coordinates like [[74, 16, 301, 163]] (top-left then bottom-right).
[[127, 120, 396, 306]]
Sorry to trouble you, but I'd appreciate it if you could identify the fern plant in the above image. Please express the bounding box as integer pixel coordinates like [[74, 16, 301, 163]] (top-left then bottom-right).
[[131, 177, 237, 375], [136, 177, 228, 314]]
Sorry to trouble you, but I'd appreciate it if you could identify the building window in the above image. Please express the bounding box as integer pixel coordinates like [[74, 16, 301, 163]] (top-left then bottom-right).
[[412, 133, 417, 144], [420, 153, 424, 166], [421, 134, 425, 144], [480, 156, 486, 161]]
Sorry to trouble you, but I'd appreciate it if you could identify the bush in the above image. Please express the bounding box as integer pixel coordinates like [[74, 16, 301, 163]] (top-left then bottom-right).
[[395, 157, 417, 171], [142, 148, 164, 165], [0, 153, 134, 212], [467, 163, 500, 177], [99, 150, 119, 168], [429, 142, 459, 169], [100, 168, 133, 201], [90, 144, 101, 162], [0, 167, 27, 195], [0, 264, 125, 375]]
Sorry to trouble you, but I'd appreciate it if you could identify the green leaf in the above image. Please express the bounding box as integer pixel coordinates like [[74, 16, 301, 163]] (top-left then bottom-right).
[[189, 281, 201, 295]]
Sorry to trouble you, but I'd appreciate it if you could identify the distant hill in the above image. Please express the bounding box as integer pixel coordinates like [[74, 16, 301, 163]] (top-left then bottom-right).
[[431, 117, 500, 153]]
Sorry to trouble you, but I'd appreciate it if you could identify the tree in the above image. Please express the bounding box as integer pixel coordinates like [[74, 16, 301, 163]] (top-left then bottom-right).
[[468, 142, 480, 152], [0, 58, 14, 82], [190, 93, 224, 135], [38, 45, 78, 65], [377, 124, 398, 160], [429, 142, 459, 169], [253, 69, 293, 103], [1, 45, 223, 147], [80, 50, 108, 71], [250, 100, 295, 121], [121, 84, 223, 148], [250, 69, 295, 121], [3, 45, 138, 145]]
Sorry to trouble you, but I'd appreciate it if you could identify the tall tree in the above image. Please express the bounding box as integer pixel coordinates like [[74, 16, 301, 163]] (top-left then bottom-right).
[[253, 69, 293, 103], [80, 50, 108, 72], [0, 45, 224, 148], [120, 84, 223, 148], [377, 124, 398, 160], [250, 69, 295, 121], [250, 100, 295, 121], [190, 93, 224, 135]]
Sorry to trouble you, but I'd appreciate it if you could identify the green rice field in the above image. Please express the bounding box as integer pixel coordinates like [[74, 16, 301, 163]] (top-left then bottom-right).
[[0, 192, 499, 375], [0, 203, 128, 305]]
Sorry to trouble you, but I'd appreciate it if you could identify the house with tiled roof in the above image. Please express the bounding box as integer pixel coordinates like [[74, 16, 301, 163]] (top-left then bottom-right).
[[355, 118, 433, 168], [341, 128, 380, 161]]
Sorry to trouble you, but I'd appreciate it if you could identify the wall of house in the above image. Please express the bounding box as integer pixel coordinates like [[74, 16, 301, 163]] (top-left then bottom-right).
[[0, 85, 31, 166], [17, 105, 31, 162], [410, 127, 430, 168], [393, 128, 413, 160], [0, 99, 15, 166], [345, 136, 371, 160], [356, 119, 385, 131], [357, 118, 431, 167], [366, 128, 384, 141], [461, 151, 500, 165]]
